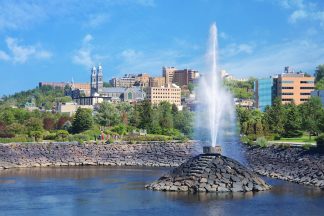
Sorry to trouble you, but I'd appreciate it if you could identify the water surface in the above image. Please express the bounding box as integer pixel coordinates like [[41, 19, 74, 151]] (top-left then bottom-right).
[[0, 167, 323, 216]]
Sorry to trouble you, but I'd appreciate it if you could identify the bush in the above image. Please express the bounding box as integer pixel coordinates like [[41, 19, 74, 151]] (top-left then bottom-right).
[[29, 130, 44, 142], [43, 132, 57, 140], [316, 134, 324, 150], [68, 134, 90, 144], [302, 143, 313, 150], [256, 137, 268, 148], [0, 135, 31, 143], [55, 130, 69, 141], [123, 134, 172, 142]]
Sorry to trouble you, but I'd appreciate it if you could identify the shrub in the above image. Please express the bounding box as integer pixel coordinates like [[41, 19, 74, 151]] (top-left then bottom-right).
[[43, 132, 57, 140], [240, 135, 250, 144], [316, 134, 324, 150], [55, 130, 69, 141], [302, 143, 313, 150], [256, 137, 268, 148], [68, 134, 90, 143], [29, 130, 44, 142]]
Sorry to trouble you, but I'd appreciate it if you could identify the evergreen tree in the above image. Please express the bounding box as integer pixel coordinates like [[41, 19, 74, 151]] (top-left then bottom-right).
[[72, 108, 93, 133], [300, 97, 323, 138], [315, 64, 324, 82], [283, 103, 302, 137], [95, 102, 120, 127], [263, 98, 285, 135], [158, 101, 173, 129], [139, 100, 152, 130]]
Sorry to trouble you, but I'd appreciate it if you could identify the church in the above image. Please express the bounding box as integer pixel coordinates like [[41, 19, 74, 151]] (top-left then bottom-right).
[[75, 65, 146, 105]]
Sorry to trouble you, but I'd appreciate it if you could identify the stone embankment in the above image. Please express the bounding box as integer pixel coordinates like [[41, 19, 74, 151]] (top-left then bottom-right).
[[0, 142, 196, 170], [146, 154, 270, 192], [246, 145, 324, 188]]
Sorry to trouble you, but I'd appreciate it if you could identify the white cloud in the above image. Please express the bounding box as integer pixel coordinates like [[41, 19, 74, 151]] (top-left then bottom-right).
[[278, 0, 324, 26], [73, 34, 110, 69], [2, 37, 52, 63], [84, 14, 110, 28], [83, 34, 93, 43], [220, 43, 255, 58], [0, 50, 10, 61], [221, 39, 324, 78]]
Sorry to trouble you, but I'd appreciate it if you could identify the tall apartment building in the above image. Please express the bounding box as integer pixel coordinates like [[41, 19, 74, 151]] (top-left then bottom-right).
[[149, 77, 165, 87], [147, 84, 181, 106], [162, 66, 199, 87], [255, 67, 315, 110], [277, 73, 314, 105]]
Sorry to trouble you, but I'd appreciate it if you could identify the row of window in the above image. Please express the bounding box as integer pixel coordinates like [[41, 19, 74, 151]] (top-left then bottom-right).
[[282, 98, 309, 102], [282, 92, 311, 95], [279, 80, 314, 84], [281, 87, 314, 89]]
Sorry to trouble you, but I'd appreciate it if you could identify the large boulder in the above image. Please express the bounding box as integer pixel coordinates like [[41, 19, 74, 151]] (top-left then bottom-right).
[[146, 154, 271, 192]]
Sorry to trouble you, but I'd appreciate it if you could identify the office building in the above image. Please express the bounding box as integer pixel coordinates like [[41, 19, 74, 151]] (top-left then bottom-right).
[[147, 84, 181, 107]]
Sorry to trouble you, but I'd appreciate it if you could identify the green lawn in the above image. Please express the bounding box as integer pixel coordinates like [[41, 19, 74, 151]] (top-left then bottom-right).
[[277, 135, 316, 143]]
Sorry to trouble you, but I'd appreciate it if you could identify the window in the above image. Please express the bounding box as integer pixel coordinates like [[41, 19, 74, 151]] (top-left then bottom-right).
[[282, 92, 293, 95], [300, 92, 310, 95], [281, 80, 294, 84], [301, 99, 309, 101], [300, 81, 314, 84], [282, 87, 293, 89], [300, 87, 314, 89], [282, 98, 293, 101]]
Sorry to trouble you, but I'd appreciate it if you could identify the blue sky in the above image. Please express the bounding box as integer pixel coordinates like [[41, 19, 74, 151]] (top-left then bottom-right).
[[0, 0, 324, 96]]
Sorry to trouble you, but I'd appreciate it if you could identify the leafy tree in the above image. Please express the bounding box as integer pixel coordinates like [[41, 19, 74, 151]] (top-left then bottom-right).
[[139, 100, 153, 130], [0, 109, 15, 125], [315, 64, 324, 82], [56, 116, 71, 129], [95, 102, 120, 127], [263, 98, 285, 135], [25, 117, 43, 132], [43, 117, 56, 131], [173, 109, 194, 137], [299, 97, 323, 138], [129, 104, 141, 128], [283, 103, 302, 137], [158, 101, 173, 129], [72, 108, 93, 133], [315, 78, 324, 90]]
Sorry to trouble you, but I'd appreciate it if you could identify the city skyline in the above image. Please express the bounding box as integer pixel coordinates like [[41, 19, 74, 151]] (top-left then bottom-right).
[[1, 0, 324, 96]]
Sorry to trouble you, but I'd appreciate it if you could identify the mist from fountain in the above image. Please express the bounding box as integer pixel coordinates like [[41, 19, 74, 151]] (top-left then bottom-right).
[[195, 23, 243, 162]]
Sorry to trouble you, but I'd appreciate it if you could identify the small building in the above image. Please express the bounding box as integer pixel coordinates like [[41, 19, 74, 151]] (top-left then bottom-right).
[[56, 102, 93, 116]]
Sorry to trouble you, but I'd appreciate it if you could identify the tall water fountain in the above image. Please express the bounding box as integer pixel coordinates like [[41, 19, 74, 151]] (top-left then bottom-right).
[[146, 23, 270, 193], [196, 23, 241, 161]]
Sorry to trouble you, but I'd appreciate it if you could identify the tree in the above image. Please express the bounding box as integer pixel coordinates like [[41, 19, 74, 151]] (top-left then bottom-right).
[[129, 104, 141, 128], [95, 102, 120, 127], [72, 108, 93, 133], [263, 98, 285, 135], [315, 78, 324, 90], [56, 116, 71, 129], [139, 100, 153, 130], [299, 97, 323, 138], [315, 64, 324, 82], [283, 103, 302, 137], [43, 117, 56, 131], [173, 109, 194, 137], [158, 101, 173, 129], [25, 117, 43, 132]]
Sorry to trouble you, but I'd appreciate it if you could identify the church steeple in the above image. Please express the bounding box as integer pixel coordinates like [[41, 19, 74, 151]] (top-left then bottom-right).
[[90, 66, 97, 96], [97, 64, 103, 93]]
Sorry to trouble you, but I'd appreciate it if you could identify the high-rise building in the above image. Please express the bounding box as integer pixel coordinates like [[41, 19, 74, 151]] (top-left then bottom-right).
[[254, 78, 276, 111], [135, 73, 150, 87], [277, 72, 314, 105], [162, 66, 199, 87], [147, 84, 181, 107]]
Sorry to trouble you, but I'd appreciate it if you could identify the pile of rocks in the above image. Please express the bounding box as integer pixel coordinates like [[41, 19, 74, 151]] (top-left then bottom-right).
[[146, 154, 270, 192], [246, 145, 324, 188], [0, 142, 196, 170]]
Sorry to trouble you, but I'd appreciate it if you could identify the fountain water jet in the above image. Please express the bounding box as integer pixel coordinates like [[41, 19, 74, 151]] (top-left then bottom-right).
[[196, 23, 239, 160]]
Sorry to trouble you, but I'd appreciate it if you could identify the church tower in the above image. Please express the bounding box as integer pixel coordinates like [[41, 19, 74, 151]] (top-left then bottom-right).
[[90, 66, 97, 96], [97, 64, 104, 93]]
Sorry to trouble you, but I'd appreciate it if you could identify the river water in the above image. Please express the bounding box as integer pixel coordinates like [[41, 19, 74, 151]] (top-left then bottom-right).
[[0, 167, 323, 216]]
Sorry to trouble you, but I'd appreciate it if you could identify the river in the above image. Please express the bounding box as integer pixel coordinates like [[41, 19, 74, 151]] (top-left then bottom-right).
[[0, 167, 323, 216]]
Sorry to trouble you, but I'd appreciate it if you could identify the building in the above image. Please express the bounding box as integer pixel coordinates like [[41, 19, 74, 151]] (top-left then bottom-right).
[[254, 67, 315, 110], [109, 74, 137, 88], [311, 90, 324, 107], [235, 98, 254, 109], [135, 73, 150, 87], [100, 87, 146, 103], [162, 66, 177, 85], [56, 102, 93, 116], [162, 66, 199, 87], [149, 77, 165, 87], [39, 82, 91, 96], [277, 72, 314, 105], [147, 84, 181, 107], [90, 65, 104, 95], [254, 78, 276, 111]]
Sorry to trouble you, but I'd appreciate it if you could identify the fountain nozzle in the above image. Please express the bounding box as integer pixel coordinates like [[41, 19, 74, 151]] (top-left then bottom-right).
[[203, 146, 222, 155]]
